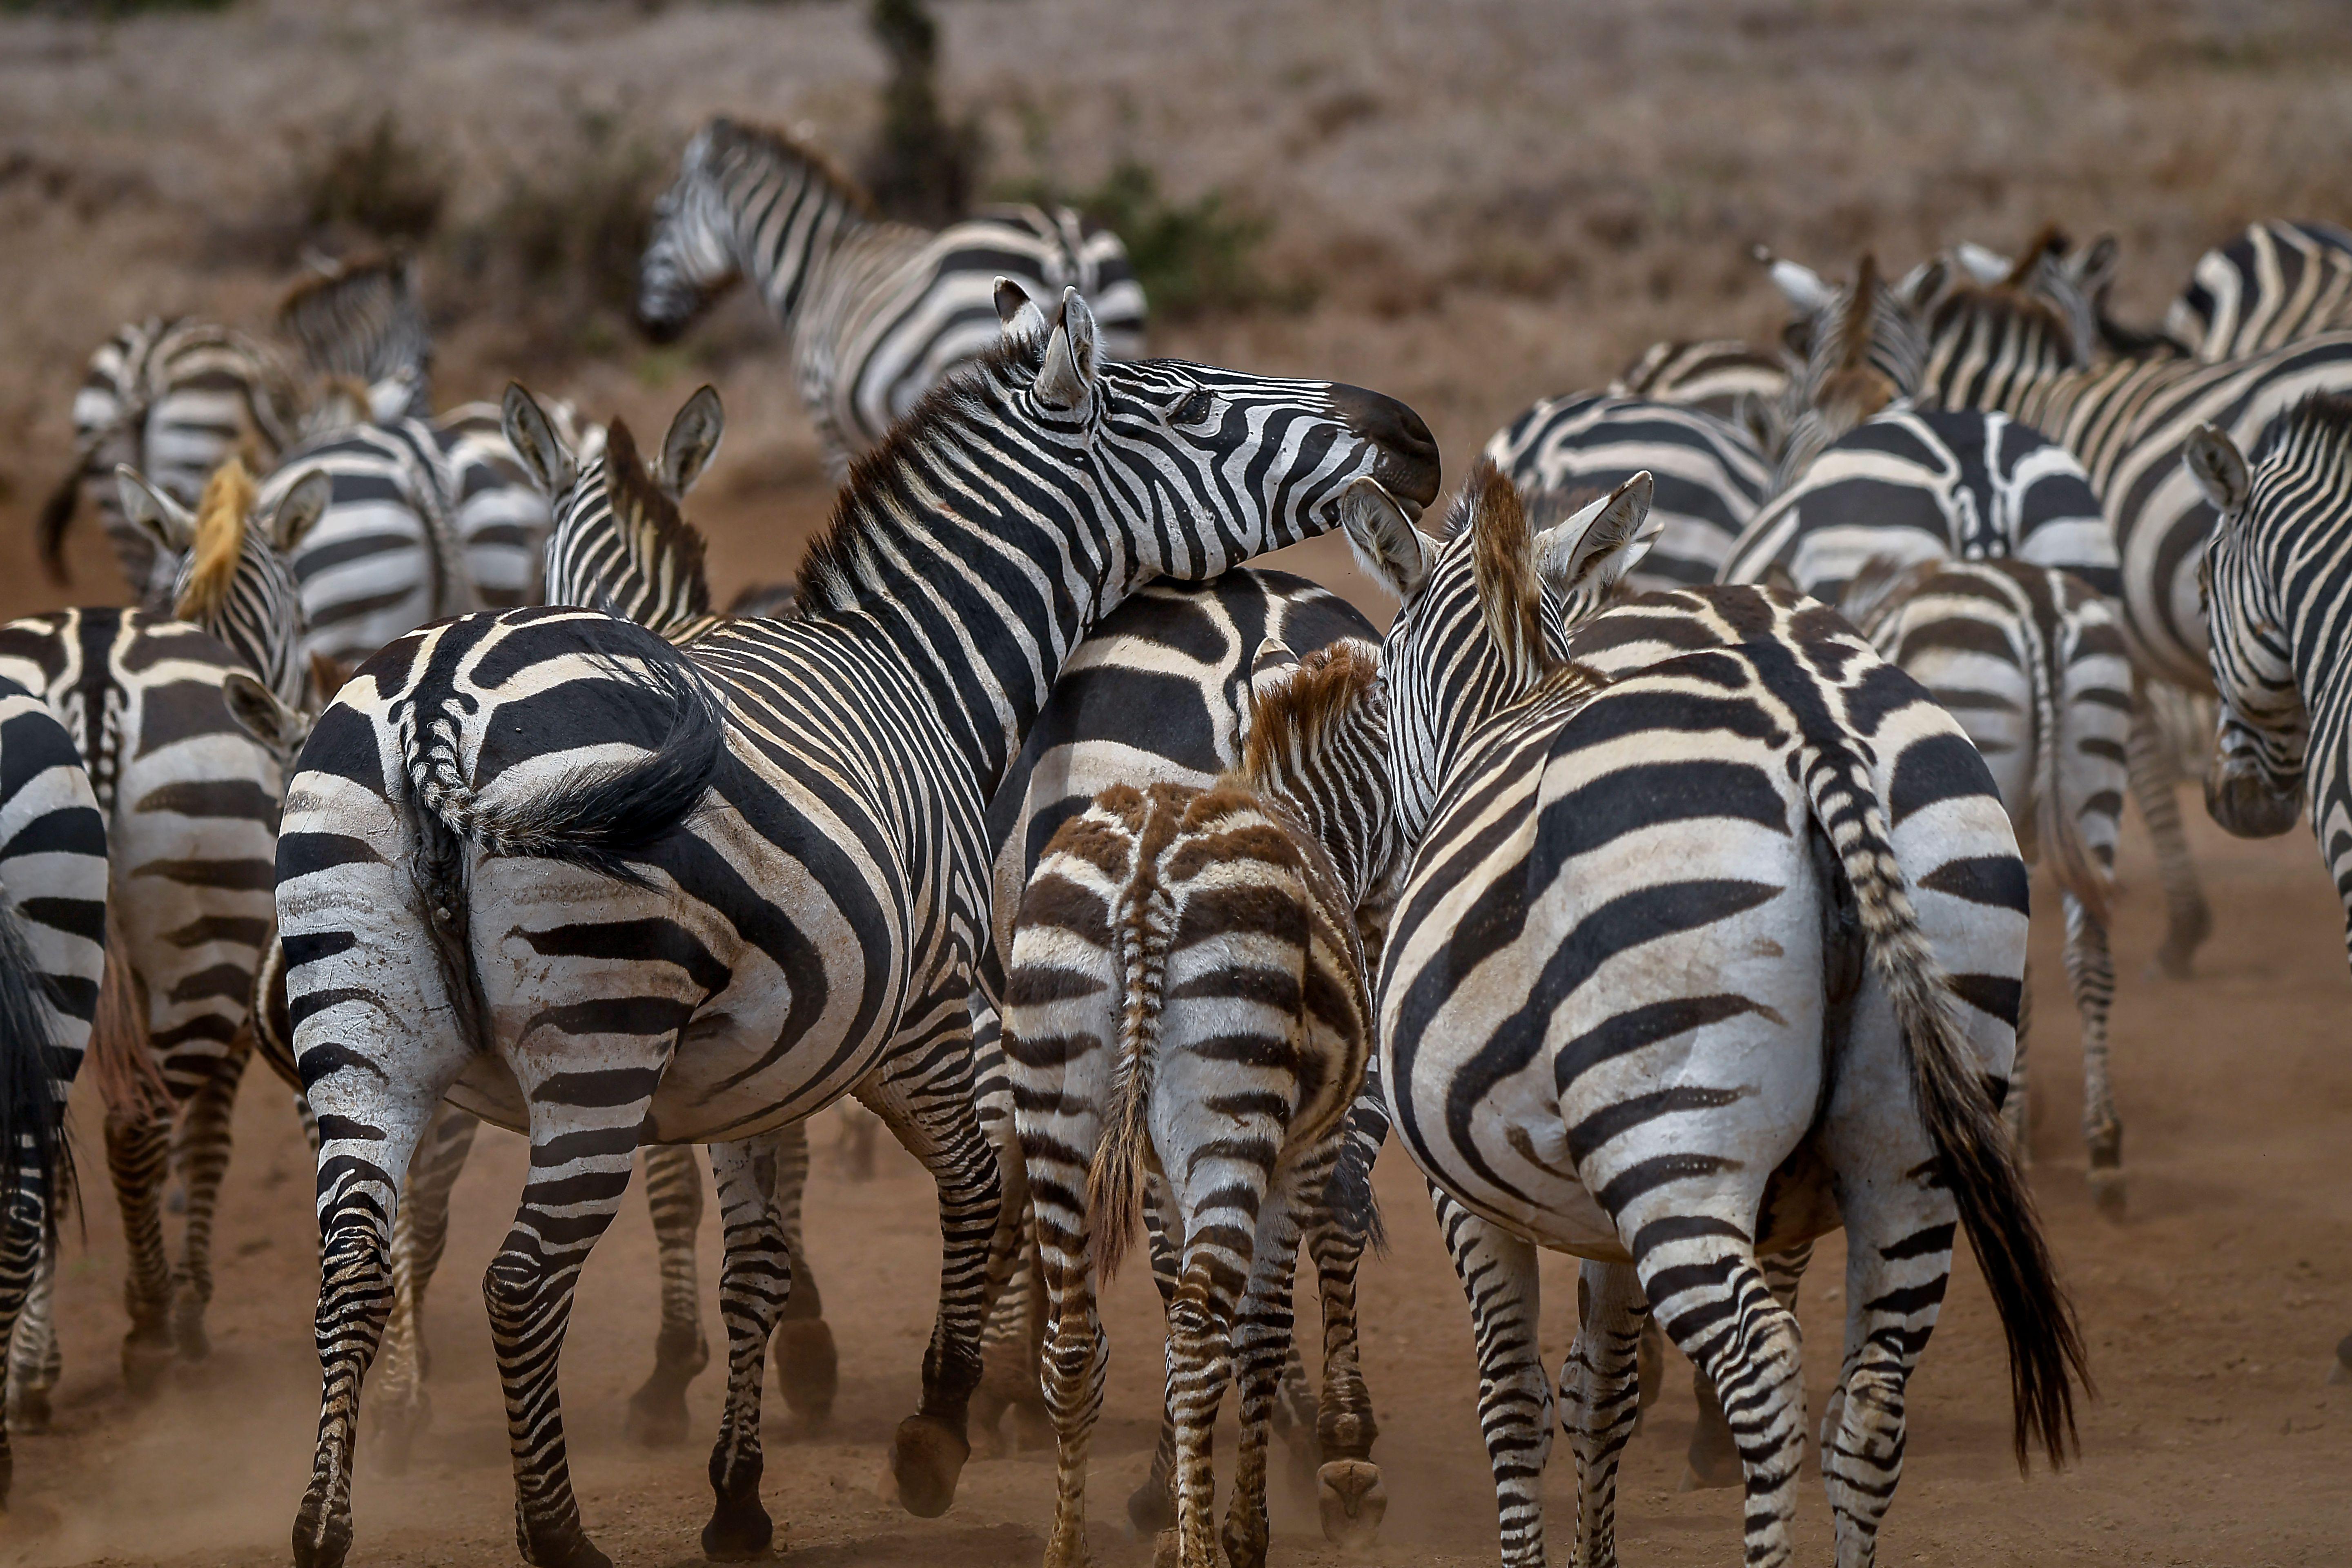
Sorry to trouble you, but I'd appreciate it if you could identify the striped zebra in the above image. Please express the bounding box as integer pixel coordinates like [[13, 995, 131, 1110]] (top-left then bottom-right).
[[0, 455, 324, 1411], [637, 117, 1147, 476], [1007, 635, 1392, 1568], [276, 283, 1438, 1568], [0, 682, 109, 1505], [1479, 394, 1768, 590], [1842, 558, 2133, 1211], [1609, 338, 1791, 455], [39, 318, 301, 603], [278, 251, 435, 421], [1341, 460, 2086, 1568], [2187, 397, 2352, 1384], [1762, 252, 1934, 486], [2167, 221, 2352, 362]]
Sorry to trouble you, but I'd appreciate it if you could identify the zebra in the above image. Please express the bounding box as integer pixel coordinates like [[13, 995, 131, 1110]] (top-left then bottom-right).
[[276, 281, 1438, 1568], [2167, 220, 2352, 362], [1006, 635, 1393, 1568], [0, 681, 110, 1506], [1840, 557, 2133, 1211], [278, 250, 435, 421], [2186, 395, 2352, 1385], [38, 318, 301, 603], [1608, 338, 1791, 457], [0, 454, 326, 1412], [1760, 251, 1937, 489], [637, 116, 1147, 477], [1339, 459, 2086, 1568], [1479, 394, 1769, 591]]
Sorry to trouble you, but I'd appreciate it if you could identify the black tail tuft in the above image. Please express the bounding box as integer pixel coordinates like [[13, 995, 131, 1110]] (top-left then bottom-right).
[[36, 463, 85, 587], [0, 898, 71, 1245]]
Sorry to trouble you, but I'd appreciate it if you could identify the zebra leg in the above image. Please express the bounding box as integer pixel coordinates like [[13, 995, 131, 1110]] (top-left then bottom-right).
[[857, 1025, 1007, 1519], [2006, 954, 2035, 1156], [7, 1239, 58, 1432], [1683, 1241, 1812, 1492], [1123, 1182, 1183, 1537], [169, 1038, 247, 1363], [2128, 681, 2211, 978], [1025, 1040, 1108, 1568], [624, 1141, 710, 1448], [765, 1120, 840, 1428], [104, 1094, 175, 1398], [0, 1147, 46, 1506], [1223, 1178, 1312, 1568], [1167, 1186, 1266, 1568], [370, 1102, 479, 1475], [2065, 892, 2125, 1218], [699, 1137, 791, 1562], [971, 1225, 1047, 1456], [1430, 1184, 1552, 1568], [1562, 1260, 1648, 1568], [1308, 1090, 1388, 1550]]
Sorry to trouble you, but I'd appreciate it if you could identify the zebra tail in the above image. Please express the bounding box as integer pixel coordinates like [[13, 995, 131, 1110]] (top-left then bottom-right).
[[404, 629, 725, 889], [2018, 593, 2110, 928], [1320, 1089, 1388, 1257], [1084, 865, 1172, 1283], [35, 454, 91, 586], [1797, 739, 2092, 1475], [0, 895, 71, 1243]]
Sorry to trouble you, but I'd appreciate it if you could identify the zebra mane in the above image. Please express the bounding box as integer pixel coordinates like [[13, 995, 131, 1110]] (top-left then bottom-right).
[[177, 457, 255, 624], [1463, 459, 1561, 684], [704, 116, 876, 219], [1232, 638, 1382, 796], [793, 333, 1036, 617], [600, 418, 713, 623]]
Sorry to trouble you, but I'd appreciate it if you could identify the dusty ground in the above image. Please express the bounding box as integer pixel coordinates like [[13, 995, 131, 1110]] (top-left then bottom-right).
[[2, 2, 2351, 1564]]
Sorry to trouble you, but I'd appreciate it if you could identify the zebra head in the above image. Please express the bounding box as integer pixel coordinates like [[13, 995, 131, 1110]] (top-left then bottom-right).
[[639, 119, 863, 343], [1771, 253, 1922, 491], [2188, 412, 2330, 838], [1341, 459, 1655, 845], [508, 382, 725, 640], [637, 127, 739, 341], [1233, 635, 1400, 912]]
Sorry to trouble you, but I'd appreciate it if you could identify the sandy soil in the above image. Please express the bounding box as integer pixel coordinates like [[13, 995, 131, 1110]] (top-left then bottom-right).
[[0, 802, 2343, 1568]]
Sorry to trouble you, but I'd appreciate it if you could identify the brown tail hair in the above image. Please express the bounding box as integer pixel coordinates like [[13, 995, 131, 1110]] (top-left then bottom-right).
[[2014, 579, 2111, 927], [89, 906, 170, 1125], [1084, 862, 1174, 1282]]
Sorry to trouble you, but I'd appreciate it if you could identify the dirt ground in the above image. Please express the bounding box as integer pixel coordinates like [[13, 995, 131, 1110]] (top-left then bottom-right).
[[3, 1, 2352, 1564]]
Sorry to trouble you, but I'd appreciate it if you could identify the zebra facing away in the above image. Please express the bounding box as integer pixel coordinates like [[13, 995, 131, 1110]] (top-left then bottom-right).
[[276, 283, 1437, 1568], [1340, 461, 2086, 1568], [0, 682, 109, 1509], [2167, 220, 2352, 363], [1006, 636, 1393, 1568], [1842, 558, 2133, 1213], [2186, 397, 2352, 1383], [637, 117, 1146, 476], [1608, 338, 1792, 457]]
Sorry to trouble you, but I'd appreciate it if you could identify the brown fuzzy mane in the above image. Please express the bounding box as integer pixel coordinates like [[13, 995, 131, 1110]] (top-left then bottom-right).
[[601, 419, 712, 619], [706, 116, 877, 219], [1464, 459, 1557, 681], [176, 458, 254, 624], [1234, 639, 1381, 793], [2001, 224, 2072, 289]]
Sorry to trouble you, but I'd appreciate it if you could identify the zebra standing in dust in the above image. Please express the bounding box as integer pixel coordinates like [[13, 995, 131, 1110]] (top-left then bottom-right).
[[1841, 558, 2134, 1209], [38, 318, 301, 603], [1341, 460, 2085, 1568], [637, 116, 1147, 476], [1480, 394, 1769, 590], [2186, 394, 2352, 1385], [276, 283, 1437, 1568], [0, 682, 109, 1506], [0, 454, 326, 1414], [1006, 637, 1392, 1568]]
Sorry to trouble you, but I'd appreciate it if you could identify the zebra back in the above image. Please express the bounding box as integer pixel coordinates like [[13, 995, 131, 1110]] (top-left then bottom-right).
[[2167, 220, 2352, 362], [278, 252, 433, 419]]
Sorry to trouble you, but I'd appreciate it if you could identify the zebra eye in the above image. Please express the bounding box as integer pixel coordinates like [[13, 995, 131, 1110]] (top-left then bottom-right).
[[1173, 390, 1214, 425]]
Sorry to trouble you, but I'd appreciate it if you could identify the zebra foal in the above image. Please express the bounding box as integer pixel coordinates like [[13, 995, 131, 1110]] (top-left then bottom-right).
[[1006, 636, 1392, 1568]]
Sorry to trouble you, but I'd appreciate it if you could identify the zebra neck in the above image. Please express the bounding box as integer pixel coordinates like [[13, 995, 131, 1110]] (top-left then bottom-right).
[[727, 162, 875, 331]]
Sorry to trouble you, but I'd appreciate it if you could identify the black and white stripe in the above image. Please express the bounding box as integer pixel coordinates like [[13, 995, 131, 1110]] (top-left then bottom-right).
[[2167, 220, 2352, 363], [637, 117, 1147, 475], [277, 283, 1438, 1568]]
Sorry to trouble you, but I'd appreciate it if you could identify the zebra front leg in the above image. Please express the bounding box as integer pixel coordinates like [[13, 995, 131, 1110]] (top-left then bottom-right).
[[1431, 1185, 1552, 1568], [699, 1137, 792, 1561], [1563, 1261, 1648, 1568], [7, 1243, 58, 1431], [764, 1120, 842, 1429], [370, 1101, 479, 1475], [1026, 1064, 1107, 1568], [2065, 892, 2125, 1218], [859, 1031, 1007, 1519], [104, 1095, 175, 1397], [2128, 679, 2211, 978], [1223, 1181, 1310, 1568], [169, 1040, 247, 1362], [625, 1141, 710, 1447]]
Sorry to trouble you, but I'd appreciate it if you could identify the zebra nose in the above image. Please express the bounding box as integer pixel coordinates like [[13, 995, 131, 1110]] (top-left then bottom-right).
[[1331, 384, 1441, 511]]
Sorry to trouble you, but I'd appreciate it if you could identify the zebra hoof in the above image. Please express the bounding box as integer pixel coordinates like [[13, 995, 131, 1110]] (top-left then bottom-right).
[[699, 1492, 775, 1561], [120, 1331, 173, 1401], [2330, 1334, 2352, 1385], [2087, 1167, 2128, 1222], [622, 1379, 693, 1449], [291, 1490, 353, 1568], [519, 1519, 612, 1568], [9, 1386, 52, 1434], [1124, 1474, 1174, 1538], [889, 1412, 969, 1518], [1317, 1459, 1386, 1552], [773, 1319, 838, 1428]]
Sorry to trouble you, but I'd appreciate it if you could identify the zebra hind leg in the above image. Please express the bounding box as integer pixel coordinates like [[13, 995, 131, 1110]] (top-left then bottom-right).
[[169, 1040, 247, 1363], [625, 1141, 710, 1447], [2064, 892, 2125, 1218], [765, 1120, 841, 1430], [370, 1102, 479, 1475], [1431, 1185, 1553, 1568], [1028, 1086, 1107, 1568], [1222, 1176, 1312, 1568], [699, 1137, 792, 1561], [1123, 1180, 1182, 1537], [1303, 1145, 1385, 1548], [0, 1149, 47, 1506], [1563, 1260, 1648, 1568], [7, 1243, 58, 1431], [104, 1095, 175, 1398], [1683, 1241, 1811, 1492]]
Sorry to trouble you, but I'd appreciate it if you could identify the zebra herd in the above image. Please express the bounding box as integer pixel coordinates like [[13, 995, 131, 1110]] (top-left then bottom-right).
[[1, 108, 2350, 1567]]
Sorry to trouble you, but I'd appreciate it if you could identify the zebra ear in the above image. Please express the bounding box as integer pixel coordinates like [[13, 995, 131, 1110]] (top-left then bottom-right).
[[264, 467, 334, 556], [2185, 423, 2252, 517], [1248, 635, 1301, 704], [115, 465, 198, 557], [1535, 470, 1657, 603], [1339, 477, 1436, 601], [659, 385, 725, 500], [1768, 257, 1832, 316], [1954, 241, 2011, 285], [994, 276, 1049, 342], [222, 669, 305, 759], [501, 382, 578, 500], [2073, 233, 2120, 297], [1033, 288, 1099, 411]]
